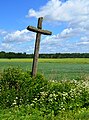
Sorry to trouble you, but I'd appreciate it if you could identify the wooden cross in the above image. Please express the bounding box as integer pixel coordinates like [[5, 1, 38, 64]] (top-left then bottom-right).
[[27, 17, 52, 77]]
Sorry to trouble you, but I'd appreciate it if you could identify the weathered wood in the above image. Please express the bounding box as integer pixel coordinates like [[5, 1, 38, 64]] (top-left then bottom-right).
[[27, 26, 52, 35], [27, 17, 52, 77], [32, 17, 43, 77]]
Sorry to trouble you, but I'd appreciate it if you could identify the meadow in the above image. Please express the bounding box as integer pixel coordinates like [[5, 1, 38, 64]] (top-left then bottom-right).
[[0, 58, 89, 80], [1, 58, 89, 120]]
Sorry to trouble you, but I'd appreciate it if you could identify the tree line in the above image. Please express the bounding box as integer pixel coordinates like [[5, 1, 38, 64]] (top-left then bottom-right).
[[0, 51, 89, 58]]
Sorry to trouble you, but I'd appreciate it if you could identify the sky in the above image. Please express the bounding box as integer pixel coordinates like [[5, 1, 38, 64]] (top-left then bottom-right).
[[0, 0, 89, 53]]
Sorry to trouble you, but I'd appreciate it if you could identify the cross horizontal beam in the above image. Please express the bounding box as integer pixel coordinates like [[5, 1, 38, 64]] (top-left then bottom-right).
[[27, 26, 52, 35], [27, 17, 52, 77]]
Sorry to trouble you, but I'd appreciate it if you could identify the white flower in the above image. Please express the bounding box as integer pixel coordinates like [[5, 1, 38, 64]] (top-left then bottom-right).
[[34, 98, 37, 101], [12, 100, 16, 105], [16, 97, 18, 99]]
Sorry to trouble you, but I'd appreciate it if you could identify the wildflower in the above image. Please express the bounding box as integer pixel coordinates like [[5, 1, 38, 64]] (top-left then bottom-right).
[[34, 98, 37, 101], [16, 97, 18, 99], [49, 94, 53, 97], [13, 100, 16, 105]]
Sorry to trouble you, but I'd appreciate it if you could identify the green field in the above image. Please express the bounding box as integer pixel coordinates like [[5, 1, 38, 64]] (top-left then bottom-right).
[[0, 58, 89, 80], [1, 58, 89, 120]]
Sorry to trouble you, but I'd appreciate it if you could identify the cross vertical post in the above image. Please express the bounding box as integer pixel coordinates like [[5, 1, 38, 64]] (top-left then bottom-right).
[[32, 17, 43, 77], [27, 17, 52, 77]]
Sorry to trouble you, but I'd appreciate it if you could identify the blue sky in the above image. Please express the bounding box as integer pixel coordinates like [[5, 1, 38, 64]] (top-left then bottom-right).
[[0, 0, 89, 53]]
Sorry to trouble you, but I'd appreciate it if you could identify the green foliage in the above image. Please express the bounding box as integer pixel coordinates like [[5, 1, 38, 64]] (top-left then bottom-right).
[[32, 79, 89, 115], [1, 51, 89, 58], [1, 106, 89, 120], [0, 67, 48, 108], [0, 67, 89, 119]]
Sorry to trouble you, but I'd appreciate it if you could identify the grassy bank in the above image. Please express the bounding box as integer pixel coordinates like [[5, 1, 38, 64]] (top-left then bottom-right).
[[0, 67, 89, 119]]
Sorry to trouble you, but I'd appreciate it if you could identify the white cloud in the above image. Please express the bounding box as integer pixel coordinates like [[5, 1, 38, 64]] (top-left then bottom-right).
[[78, 42, 89, 45], [3, 29, 35, 43], [0, 29, 36, 53], [26, 0, 89, 53], [0, 29, 7, 35], [1, 43, 12, 49], [77, 36, 89, 45], [41, 28, 74, 46], [27, 0, 89, 37], [81, 36, 89, 42], [0, 0, 89, 53], [27, 0, 89, 22]]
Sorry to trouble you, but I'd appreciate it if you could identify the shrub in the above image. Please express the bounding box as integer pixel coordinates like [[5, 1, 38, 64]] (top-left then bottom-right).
[[1, 67, 89, 117], [0, 67, 48, 108], [32, 79, 89, 115]]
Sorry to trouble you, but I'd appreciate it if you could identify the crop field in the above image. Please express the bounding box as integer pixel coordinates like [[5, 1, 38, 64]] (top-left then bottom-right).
[[0, 58, 89, 80], [1, 58, 89, 120]]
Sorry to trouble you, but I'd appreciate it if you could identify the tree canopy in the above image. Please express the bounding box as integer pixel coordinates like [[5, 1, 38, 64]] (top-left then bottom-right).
[[0, 51, 89, 58]]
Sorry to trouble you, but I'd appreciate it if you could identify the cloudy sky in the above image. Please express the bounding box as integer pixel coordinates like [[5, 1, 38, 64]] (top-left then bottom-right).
[[0, 0, 89, 53]]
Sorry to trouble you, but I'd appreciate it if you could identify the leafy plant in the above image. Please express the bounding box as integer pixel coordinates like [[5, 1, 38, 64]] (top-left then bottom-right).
[[0, 67, 48, 108], [1, 67, 89, 118]]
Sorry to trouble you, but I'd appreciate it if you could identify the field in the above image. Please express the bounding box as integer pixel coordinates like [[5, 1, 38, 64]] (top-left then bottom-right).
[[0, 58, 89, 80], [1, 58, 89, 119]]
